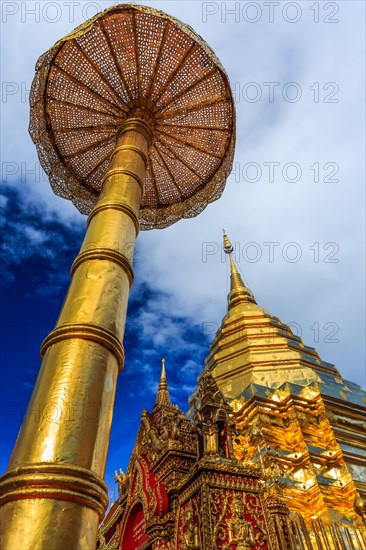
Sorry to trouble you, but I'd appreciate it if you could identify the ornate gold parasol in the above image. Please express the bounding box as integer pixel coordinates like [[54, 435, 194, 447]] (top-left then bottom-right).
[[0, 5, 235, 549], [30, 4, 235, 229]]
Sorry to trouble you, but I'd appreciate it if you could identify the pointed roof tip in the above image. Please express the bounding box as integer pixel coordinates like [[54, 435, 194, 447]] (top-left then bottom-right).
[[155, 358, 170, 406], [221, 230, 257, 307], [161, 358, 166, 380]]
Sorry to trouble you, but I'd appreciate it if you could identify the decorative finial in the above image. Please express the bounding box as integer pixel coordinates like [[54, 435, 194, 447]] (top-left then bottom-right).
[[222, 231, 256, 308], [354, 492, 366, 525], [222, 229, 234, 254], [114, 468, 125, 484], [155, 358, 170, 406]]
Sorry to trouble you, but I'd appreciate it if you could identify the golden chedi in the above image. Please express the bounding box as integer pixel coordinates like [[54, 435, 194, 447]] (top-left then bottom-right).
[[200, 232, 365, 536]]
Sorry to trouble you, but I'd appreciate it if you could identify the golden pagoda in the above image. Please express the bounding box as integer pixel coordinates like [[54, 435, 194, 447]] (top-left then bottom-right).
[[190, 231, 366, 545], [98, 231, 366, 548]]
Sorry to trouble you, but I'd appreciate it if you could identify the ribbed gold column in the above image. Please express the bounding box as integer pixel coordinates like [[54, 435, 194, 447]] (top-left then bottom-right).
[[0, 117, 153, 550]]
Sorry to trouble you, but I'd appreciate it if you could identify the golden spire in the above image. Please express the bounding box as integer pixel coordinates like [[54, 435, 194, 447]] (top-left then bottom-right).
[[155, 358, 171, 406], [222, 230, 256, 308]]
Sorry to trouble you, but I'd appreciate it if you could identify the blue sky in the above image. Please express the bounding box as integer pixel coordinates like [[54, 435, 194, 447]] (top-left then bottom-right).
[[1, 1, 365, 504]]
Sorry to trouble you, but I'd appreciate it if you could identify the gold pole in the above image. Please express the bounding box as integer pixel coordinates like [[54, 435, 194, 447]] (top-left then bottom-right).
[[0, 117, 153, 549]]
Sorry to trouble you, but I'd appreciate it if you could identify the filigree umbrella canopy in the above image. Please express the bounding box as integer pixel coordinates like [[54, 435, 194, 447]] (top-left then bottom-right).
[[30, 4, 235, 230]]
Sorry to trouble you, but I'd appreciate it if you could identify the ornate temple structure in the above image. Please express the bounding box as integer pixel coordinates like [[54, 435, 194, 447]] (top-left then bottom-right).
[[98, 363, 295, 549], [98, 235, 366, 549]]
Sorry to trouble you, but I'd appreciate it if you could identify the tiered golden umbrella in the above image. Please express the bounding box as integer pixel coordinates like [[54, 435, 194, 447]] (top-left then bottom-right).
[[0, 5, 235, 548]]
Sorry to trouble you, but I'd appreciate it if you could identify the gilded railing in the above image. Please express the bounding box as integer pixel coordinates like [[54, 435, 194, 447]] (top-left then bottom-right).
[[291, 514, 366, 550]]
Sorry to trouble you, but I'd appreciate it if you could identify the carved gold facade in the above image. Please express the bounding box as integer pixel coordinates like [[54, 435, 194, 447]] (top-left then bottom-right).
[[100, 364, 365, 549], [198, 233, 366, 533], [98, 364, 295, 549]]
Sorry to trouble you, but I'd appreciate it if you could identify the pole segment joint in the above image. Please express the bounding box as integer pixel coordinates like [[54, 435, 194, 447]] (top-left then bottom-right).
[[0, 115, 152, 549]]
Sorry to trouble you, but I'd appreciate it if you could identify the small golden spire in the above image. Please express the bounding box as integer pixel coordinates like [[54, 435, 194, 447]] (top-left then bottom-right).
[[155, 358, 170, 406], [223, 229, 234, 253], [161, 358, 166, 381], [222, 230, 256, 308]]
